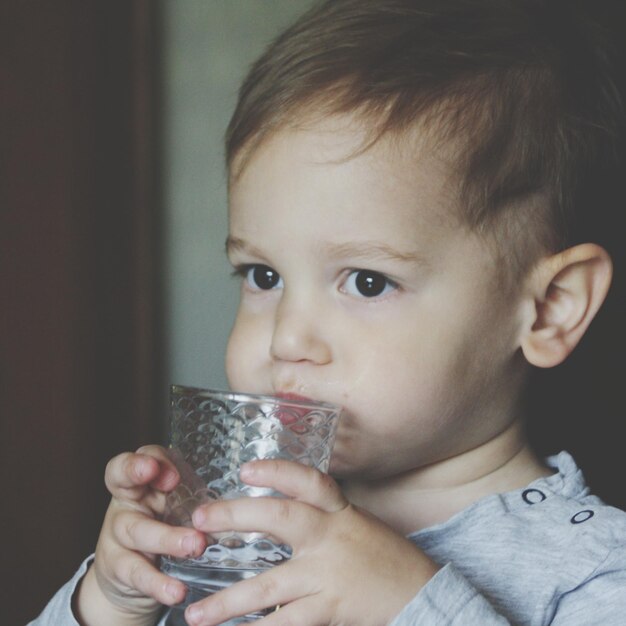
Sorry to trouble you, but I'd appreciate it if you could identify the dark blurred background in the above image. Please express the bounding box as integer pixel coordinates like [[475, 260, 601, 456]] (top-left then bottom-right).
[[1, 1, 625, 625], [524, 1, 626, 512], [2, 2, 163, 623]]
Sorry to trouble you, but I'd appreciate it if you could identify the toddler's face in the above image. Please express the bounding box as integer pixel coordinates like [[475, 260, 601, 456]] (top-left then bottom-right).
[[225, 116, 528, 480]]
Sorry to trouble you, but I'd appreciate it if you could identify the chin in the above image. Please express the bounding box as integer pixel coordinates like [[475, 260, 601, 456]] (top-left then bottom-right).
[[328, 455, 379, 481]]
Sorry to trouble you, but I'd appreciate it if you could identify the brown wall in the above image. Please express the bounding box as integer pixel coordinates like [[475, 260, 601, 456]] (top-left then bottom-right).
[[1, 2, 163, 623]]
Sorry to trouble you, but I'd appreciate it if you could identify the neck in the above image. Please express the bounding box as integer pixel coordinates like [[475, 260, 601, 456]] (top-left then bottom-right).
[[341, 420, 552, 535]]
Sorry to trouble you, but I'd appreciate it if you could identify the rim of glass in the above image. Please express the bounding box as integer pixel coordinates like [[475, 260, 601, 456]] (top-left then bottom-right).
[[170, 384, 342, 412]]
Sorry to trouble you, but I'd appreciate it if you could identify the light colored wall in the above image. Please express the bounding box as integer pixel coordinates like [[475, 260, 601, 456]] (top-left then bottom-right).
[[161, 1, 313, 390]]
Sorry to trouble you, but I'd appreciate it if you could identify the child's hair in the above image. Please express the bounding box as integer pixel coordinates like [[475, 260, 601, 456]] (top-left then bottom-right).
[[225, 0, 623, 280]]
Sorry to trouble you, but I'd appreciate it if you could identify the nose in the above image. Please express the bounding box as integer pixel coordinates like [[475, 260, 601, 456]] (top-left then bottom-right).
[[270, 292, 332, 365]]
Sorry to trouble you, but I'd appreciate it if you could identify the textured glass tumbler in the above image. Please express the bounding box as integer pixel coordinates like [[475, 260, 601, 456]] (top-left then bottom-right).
[[160, 385, 341, 621]]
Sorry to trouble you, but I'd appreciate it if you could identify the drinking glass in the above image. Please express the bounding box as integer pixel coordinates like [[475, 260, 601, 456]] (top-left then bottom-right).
[[160, 385, 341, 623]]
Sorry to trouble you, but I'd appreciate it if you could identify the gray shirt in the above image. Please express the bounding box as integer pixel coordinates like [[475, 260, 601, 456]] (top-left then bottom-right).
[[30, 452, 626, 625]]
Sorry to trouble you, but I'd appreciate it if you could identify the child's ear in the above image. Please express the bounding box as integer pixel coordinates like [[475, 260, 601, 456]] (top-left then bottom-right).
[[520, 243, 612, 368]]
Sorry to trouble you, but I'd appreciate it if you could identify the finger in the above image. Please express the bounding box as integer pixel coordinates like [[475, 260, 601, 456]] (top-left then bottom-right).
[[254, 595, 324, 626], [184, 562, 316, 626], [105, 447, 179, 499], [240, 459, 348, 512], [192, 497, 326, 550], [112, 550, 188, 607], [112, 510, 208, 558], [136, 445, 182, 491]]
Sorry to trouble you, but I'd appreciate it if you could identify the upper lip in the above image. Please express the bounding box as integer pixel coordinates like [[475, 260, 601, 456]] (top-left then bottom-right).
[[274, 391, 316, 403]]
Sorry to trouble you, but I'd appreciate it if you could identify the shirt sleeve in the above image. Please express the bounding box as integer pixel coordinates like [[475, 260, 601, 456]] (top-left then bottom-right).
[[27, 556, 93, 626], [389, 563, 512, 625], [550, 545, 626, 625], [27, 555, 172, 626], [391, 545, 626, 625]]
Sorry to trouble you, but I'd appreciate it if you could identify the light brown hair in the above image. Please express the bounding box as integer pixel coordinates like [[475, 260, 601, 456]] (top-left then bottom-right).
[[225, 0, 623, 277]]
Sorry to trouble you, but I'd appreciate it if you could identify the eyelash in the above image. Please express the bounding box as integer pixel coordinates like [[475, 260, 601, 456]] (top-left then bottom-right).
[[232, 264, 398, 300], [232, 264, 283, 291], [341, 269, 398, 299]]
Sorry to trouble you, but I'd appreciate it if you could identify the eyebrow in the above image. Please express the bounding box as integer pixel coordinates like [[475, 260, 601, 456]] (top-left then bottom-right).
[[225, 236, 260, 257], [226, 235, 427, 267], [319, 241, 428, 266]]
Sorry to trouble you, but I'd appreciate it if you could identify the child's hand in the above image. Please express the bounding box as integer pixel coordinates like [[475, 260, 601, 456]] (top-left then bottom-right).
[[75, 446, 207, 626], [184, 460, 440, 626]]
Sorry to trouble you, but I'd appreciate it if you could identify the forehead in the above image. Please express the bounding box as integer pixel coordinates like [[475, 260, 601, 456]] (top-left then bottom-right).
[[228, 114, 461, 236]]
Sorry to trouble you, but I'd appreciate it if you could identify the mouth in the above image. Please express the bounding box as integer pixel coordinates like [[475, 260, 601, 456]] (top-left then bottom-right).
[[272, 391, 342, 431], [273, 392, 320, 426]]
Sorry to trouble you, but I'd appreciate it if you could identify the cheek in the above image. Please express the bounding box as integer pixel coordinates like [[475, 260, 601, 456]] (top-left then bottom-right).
[[339, 332, 443, 416], [225, 312, 255, 389], [225, 308, 273, 391], [338, 320, 481, 429]]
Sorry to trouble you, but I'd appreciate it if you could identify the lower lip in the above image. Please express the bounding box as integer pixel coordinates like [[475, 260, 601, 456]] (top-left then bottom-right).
[[272, 393, 324, 427]]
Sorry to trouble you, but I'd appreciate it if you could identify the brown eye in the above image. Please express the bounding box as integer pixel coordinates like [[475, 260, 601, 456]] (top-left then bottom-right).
[[246, 265, 282, 290], [345, 270, 395, 298]]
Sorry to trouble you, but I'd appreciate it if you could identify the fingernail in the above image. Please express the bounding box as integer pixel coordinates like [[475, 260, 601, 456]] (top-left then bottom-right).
[[161, 469, 179, 488], [192, 507, 206, 526], [182, 534, 198, 555], [240, 462, 256, 479], [166, 581, 182, 602], [186, 604, 203, 624], [134, 459, 148, 479]]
